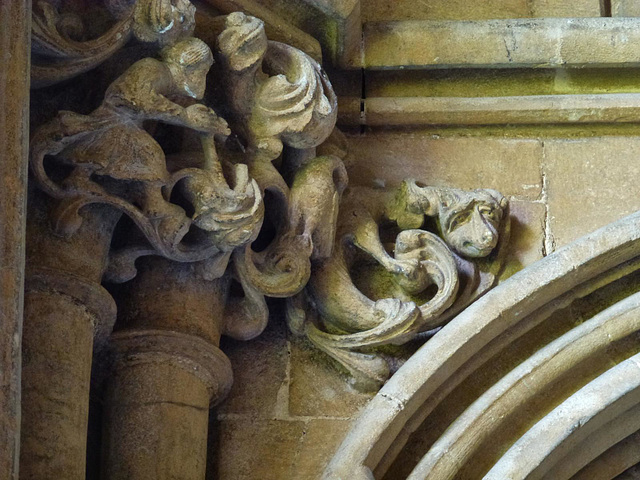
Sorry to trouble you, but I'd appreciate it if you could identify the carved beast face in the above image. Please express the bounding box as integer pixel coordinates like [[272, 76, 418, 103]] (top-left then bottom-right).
[[437, 188, 507, 258]]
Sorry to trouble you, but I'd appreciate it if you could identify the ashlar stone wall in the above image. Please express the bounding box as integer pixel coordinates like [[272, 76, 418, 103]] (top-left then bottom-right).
[[211, 128, 640, 479], [208, 1, 640, 477]]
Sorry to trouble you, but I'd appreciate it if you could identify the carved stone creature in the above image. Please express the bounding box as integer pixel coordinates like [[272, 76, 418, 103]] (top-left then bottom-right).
[[387, 180, 507, 259], [30, 37, 264, 278], [216, 12, 337, 163], [211, 12, 341, 303], [289, 180, 510, 390], [32, 0, 197, 88]]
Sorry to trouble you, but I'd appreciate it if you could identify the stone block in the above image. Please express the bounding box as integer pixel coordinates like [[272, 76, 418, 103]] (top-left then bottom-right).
[[345, 133, 543, 200], [364, 18, 640, 69], [213, 419, 305, 479], [360, 94, 640, 127], [362, 0, 600, 22], [290, 419, 353, 478], [544, 137, 640, 248], [612, 0, 640, 16], [500, 200, 546, 280], [217, 311, 288, 416], [288, 336, 374, 418], [531, 0, 601, 17]]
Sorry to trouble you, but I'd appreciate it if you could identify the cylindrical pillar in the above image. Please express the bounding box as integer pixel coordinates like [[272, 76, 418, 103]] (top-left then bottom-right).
[[20, 195, 119, 480], [0, 1, 31, 478], [101, 258, 233, 480]]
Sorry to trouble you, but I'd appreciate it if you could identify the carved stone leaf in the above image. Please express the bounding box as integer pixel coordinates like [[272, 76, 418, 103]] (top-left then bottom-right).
[[300, 181, 510, 390], [31, 0, 198, 88]]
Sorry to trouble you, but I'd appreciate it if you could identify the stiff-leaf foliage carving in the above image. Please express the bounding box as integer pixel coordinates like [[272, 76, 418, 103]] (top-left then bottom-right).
[[30, 2, 510, 390], [30, 6, 341, 342], [287, 181, 511, 390]]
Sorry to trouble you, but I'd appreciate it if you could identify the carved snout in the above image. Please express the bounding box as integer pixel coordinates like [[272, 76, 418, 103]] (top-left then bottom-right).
[[459, 207, 499, 257]]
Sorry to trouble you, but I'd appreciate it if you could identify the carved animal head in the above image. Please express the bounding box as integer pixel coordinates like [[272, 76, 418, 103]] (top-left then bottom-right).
[[217, 12, 268, 72], [436, 188, 507, 258], [133, 0, 196, 45], [162, 37, 214, 99], [392, 180, 507, 258]]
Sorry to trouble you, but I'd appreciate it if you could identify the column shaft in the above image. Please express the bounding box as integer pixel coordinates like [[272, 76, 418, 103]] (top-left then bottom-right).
[[0, 1, 31, 478], [20, 198, 119, 480], [101, 259, 232, 480]]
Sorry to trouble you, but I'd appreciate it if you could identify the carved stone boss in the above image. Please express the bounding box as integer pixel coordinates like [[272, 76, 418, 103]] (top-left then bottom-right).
[[24, 1, 510, 478]]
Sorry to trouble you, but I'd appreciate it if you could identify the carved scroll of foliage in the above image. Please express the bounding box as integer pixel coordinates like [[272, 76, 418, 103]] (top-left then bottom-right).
[[32, 0, 197, 88], [288, 182, 511, 391], [216, 12, 337, 162], [234, 155, 347, 298], [216, 12, 342, 301], [29, 8, 348, 348]]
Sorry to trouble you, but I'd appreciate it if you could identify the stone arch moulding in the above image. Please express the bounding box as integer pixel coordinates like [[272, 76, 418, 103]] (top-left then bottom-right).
[[324, 209, 640, 480]]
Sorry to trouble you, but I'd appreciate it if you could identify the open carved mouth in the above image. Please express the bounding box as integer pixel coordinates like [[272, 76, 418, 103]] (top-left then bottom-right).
[[460, 243, 494, 257]]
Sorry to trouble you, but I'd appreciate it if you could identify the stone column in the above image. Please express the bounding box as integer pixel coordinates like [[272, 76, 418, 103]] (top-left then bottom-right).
[[20, 192, 120, 480], [0, 1, 31, 478], [101, 257, 233, 480]]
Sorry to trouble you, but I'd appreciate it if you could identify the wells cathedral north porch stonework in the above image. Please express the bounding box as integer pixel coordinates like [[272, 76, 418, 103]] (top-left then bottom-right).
[[4, 1, 640, 479]]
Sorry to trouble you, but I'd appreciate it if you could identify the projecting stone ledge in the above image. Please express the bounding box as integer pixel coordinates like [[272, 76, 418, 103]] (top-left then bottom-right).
[[364, 18, 640, 69], [338, 94, 640, 126]]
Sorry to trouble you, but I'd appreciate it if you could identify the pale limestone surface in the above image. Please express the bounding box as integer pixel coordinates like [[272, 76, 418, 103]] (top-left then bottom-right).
[[364, 18, 640, 69], [544, 137, 640, 248], [212, 131, 640, 478], [362, 0, 601, 22], [23, 4, 345, 479], [13, 2, 640, 479], [325, 208, 640, 479], [612, 0, 640, 16], [344, 134, 543, 200]]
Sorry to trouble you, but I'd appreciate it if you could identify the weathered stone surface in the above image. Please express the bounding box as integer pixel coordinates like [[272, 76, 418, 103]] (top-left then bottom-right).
[[226, 0, 362, 67], [0, 2, 30, 478], [25, 7, 345, 478], [213, 417, 352, 479], [364, 18, 640, 69], [530, 0, 601, 17], [198, 0, 323, 61], [362, 0, 600, 21], [103, 354, 214, 480], [217, 311, 288, 416], [544, 137, 640, 248], [214, 419, 306, 479], [289, 337, 374, 417], [325, 209, 640, 479], [345, 133, 543, 200], [612, 0, 640, 16], [21, 199, 119, 480], [302, 181, 509, 390], [343, 94, 640, 127], [500, 200, 546, 280], [362, 68, 640, 100], [20, 290, 96, 480], [290, 419, 353, 478]]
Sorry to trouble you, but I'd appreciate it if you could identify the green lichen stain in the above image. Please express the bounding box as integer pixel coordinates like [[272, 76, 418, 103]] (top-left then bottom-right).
[[366, 68, 640, 98]]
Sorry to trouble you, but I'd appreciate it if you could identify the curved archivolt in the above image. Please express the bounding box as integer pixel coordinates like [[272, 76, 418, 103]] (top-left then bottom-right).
[[324, 210, 640, 480]]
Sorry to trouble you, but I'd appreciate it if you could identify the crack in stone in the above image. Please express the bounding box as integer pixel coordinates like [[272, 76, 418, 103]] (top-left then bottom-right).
[[540, 141, 556, 256]]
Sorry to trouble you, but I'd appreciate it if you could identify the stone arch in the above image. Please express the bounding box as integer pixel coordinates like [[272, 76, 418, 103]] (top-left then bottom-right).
[[325, 210, 640, 479]]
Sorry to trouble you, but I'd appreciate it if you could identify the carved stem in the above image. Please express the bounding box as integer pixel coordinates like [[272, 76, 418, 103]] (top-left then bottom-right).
[[200, 133, 225, 184]]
